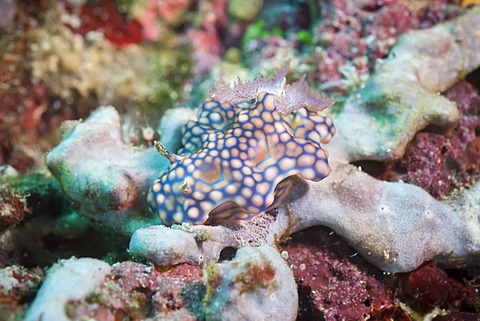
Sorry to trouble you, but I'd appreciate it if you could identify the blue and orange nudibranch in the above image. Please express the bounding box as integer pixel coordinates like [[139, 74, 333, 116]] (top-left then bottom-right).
[[147, 63, 336, 225]]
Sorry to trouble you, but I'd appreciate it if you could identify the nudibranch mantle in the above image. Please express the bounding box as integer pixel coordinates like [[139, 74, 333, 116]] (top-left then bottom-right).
[[148, 67, 335, 225]]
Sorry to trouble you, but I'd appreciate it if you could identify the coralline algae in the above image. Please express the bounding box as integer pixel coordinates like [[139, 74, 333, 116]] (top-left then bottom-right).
[[329, 7, 480, 162], [281, 226, 395, 320]]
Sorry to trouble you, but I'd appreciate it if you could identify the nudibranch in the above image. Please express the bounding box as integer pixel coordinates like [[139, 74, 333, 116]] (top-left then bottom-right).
[[147, 63, 336, 225]]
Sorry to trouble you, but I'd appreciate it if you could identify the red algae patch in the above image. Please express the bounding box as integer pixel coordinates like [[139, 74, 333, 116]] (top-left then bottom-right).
[[67, 0, 143, 47], [399, 261, 480, 316], [378, 80, 480, 198], [66, 261, 204, 321], [401, 261, 451, 307], [281, 226, 396, 320], [315, 0, 460, 91]]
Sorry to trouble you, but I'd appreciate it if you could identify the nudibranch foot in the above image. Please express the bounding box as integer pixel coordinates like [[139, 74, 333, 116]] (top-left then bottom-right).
[[203, 176, 296, 225]]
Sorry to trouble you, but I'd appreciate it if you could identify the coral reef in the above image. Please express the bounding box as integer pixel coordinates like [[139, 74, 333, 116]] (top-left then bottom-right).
[[314, 0, 461, 91], [25, 257, 111, 321], [67, 261, 204, 320], [203, 245, 297, 320], [330, 6, 480, 162], [0, 172, 132, 270], [28, 248, 296, 320], [46, 107, 168, 235], [0, 186, 28, 232], [282, 226, 395, 320], [2, 1, 480, 320], [378, 79, 480, 198], [1, 35, 69, 173], [0, 265, 43, 319], [433, 312, 480, 321], [131, 7, 480, 274], [402, 261, 463, 307], [398, 261, 480, 319], [279, 167, 480, 272], [131, 171, 480, 272], [0, 0, 16, 27], [67, 0, 143, 47], [29, 23, 147, 107]]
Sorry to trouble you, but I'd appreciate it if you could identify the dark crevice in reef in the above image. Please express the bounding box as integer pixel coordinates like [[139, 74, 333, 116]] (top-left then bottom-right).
[[351, 160, 387, 178], [218, 246, 238, 262], [466, 67, 480, 92], [0, 175, 130, 268], [296, 282, 325, 321]]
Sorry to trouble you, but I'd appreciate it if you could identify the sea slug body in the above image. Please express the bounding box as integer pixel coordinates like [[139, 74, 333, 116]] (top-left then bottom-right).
[[148, 65, 335, 225]]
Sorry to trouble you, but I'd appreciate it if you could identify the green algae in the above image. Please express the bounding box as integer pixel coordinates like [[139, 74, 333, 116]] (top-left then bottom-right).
[[181, 281, 207, 321], [1, 172, 131, 267], [139, 44, 192, 116], [242, 20, 283, 46], [203, 260, 227, 319]]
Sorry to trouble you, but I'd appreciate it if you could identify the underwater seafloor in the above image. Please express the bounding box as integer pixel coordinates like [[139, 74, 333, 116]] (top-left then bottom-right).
[[1, 0, 480, 320]]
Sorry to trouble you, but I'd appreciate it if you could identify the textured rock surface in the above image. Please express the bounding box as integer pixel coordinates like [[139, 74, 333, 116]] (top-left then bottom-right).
[[281, 226, 395, 320], [46, 106, 168, 235], [66, 261, 204, 321], [204, 245, 298, 321], [378, 79, 480, 199], [24, 257, 111, 321], [0, 265, 43, 320], [329, 7, 480, 162]]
